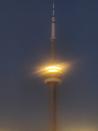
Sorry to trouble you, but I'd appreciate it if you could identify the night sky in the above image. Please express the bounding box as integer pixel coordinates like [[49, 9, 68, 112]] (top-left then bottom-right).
[[0, 0, 98, 131]]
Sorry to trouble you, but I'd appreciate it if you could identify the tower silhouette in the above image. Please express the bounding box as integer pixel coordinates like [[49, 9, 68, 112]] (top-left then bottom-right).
[[37, 1, 70, 131]]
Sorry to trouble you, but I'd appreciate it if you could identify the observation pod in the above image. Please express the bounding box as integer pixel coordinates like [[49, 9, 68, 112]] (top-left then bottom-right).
[[44, 65, 63, 85], [45, 77, 61, 86]]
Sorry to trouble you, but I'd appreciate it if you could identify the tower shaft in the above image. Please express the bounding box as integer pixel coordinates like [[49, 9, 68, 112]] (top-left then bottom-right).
[[49, 83, 57, 131]]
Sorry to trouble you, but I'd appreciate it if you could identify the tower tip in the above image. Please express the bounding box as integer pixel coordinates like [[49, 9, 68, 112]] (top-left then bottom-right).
[[52, 0, 55, 16]]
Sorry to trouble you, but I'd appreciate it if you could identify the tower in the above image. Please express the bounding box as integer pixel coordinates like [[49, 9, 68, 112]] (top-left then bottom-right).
[[44, 2, 62, 131], [37, 1, 70, 131]]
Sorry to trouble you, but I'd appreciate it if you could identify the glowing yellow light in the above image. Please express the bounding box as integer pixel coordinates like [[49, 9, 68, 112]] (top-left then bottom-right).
[[45, 65, 63, 73], [36, 62, 71, 76]]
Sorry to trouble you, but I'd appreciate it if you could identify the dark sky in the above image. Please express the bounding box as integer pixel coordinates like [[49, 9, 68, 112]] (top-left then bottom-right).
[[0, 0, 98, 130]]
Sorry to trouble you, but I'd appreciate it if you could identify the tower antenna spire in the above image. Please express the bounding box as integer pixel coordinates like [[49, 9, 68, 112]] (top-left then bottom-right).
[[52, 0, 55, 16], [51, 0, 56, 61]]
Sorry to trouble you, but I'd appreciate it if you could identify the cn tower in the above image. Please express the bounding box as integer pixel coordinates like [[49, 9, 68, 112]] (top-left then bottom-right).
[[37, 1, 70, 131]]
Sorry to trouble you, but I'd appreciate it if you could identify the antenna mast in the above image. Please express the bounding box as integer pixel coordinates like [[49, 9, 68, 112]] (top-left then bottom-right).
[[50, 0, 56, 61]]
